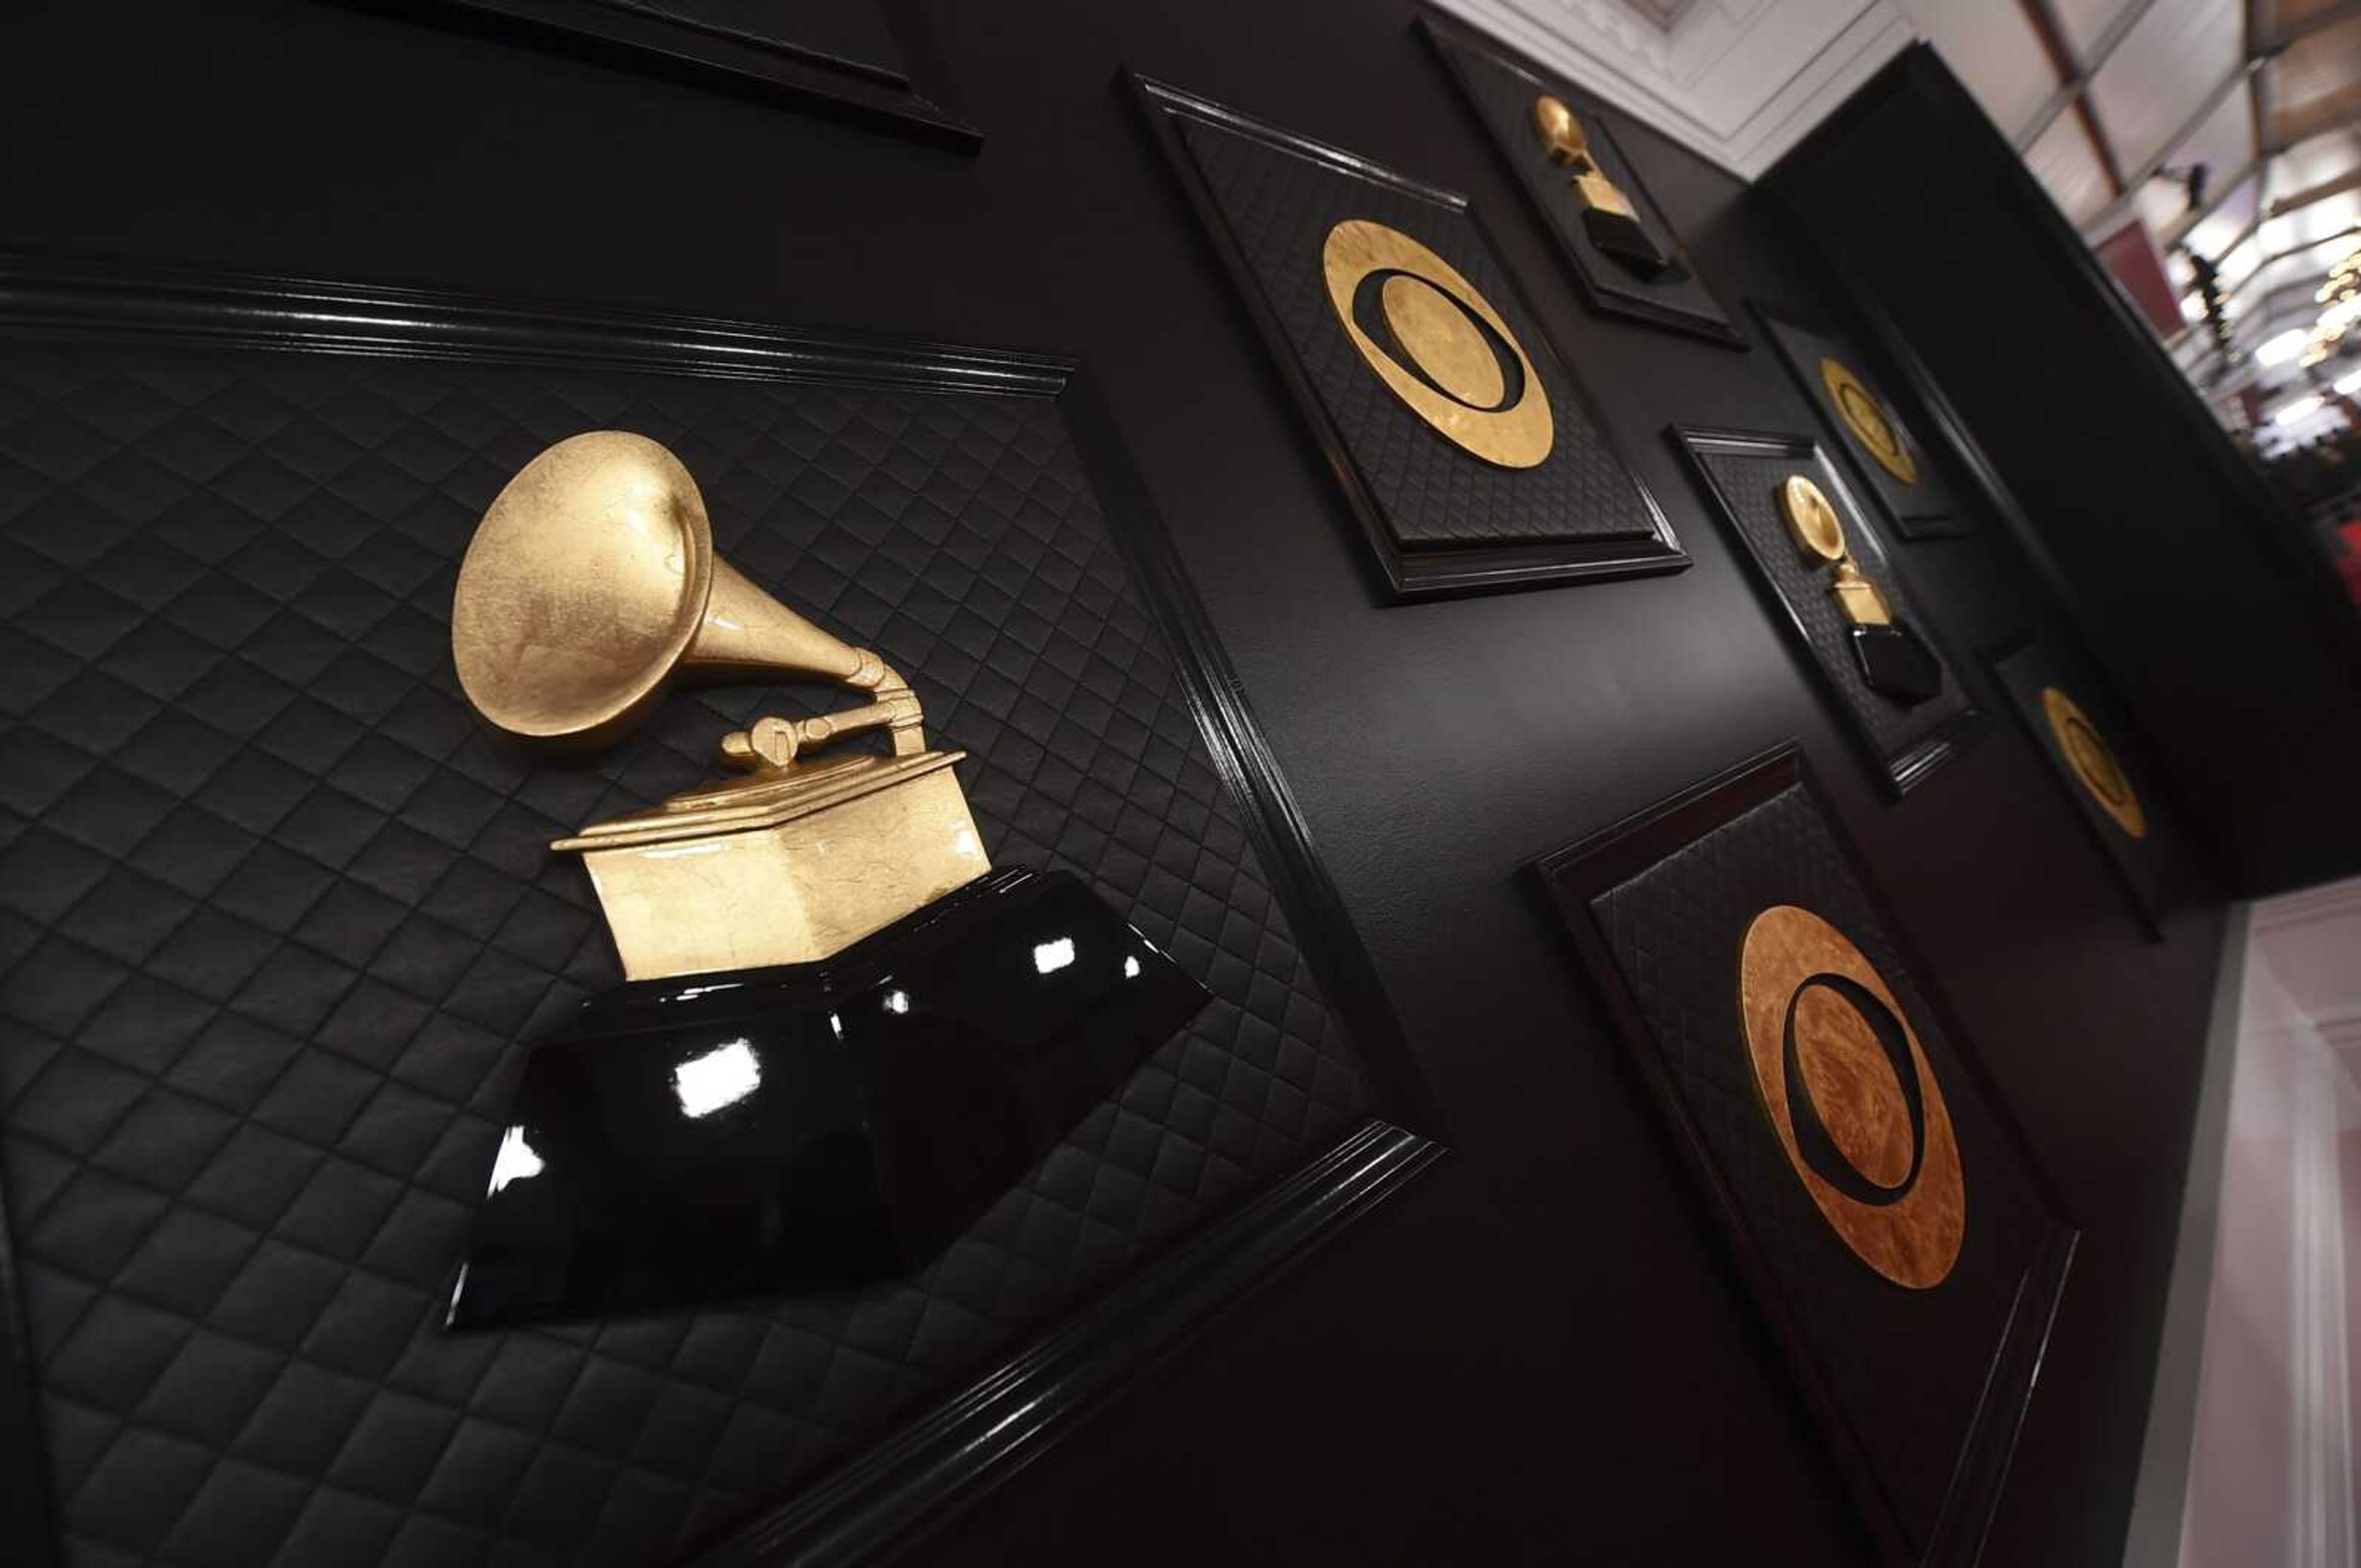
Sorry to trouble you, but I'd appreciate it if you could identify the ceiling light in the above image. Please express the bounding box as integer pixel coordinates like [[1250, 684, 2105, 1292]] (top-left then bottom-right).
[[2258, 329, 2312, 366], [2274, 395, 2325, 427]]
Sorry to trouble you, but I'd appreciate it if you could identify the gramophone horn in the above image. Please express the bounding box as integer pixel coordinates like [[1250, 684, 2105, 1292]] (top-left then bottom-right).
[[452, 430, 876, 746]]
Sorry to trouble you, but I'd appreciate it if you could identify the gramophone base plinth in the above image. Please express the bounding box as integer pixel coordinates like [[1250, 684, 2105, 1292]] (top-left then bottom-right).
[[444, 868, 1208, 1331]]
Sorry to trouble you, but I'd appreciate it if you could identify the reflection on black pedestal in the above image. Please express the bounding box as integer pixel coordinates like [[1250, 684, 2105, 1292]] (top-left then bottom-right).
[[446, 869, 1208, 1330]]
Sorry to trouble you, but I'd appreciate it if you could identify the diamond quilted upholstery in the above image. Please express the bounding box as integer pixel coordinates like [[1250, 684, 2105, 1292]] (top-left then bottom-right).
[[1590, 782, 2057, 1554], [0, 333, 1369, 1566], [1174, 112, 1662, 551], [1428, 27, 1738, 341], [1684, 439, 1971, 775]]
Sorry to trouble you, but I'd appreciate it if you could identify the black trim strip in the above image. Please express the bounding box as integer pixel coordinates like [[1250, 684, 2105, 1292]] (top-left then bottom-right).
[[690, 1117, 1442, 1566]]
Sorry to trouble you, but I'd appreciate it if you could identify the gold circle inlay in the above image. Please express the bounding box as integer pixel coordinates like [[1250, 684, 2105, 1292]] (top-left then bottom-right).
[[1739, 905, 1966, 1289], [2041, 687, 2146, 839], [1380, 274, 1506, 409], [1779, 474, 1848, 563], [1322, 219, 1553, 469], [1790, 983, 1915, 1189], [1820, 357, 1917, 486]]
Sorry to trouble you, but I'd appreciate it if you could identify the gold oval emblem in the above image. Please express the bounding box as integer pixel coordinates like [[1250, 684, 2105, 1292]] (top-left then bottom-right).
[[1738, 905, 1966, 1289], [1779, 474, 1847, 563], [2041, 687, 2146, 839], [1322, 219, 1553, 469], [1820, 357, 1917, 486]]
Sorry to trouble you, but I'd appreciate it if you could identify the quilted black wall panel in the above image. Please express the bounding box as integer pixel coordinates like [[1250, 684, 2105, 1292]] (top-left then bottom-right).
[[0, 310, 1373, 1564]]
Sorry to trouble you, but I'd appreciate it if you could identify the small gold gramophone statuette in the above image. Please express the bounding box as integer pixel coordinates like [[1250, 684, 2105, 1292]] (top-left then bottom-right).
[[1531, 94, 1678, 280], [1778, 473, 1940, 703], [453, 431, 988, 980]]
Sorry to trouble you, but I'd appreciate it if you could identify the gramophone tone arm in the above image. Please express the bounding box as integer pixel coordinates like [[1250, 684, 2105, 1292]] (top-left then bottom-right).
[[719, 684, 925, 772]]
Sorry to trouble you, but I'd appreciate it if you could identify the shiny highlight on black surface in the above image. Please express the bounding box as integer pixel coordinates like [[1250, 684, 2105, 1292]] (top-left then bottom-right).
[[446, 868, 1208, 1330]]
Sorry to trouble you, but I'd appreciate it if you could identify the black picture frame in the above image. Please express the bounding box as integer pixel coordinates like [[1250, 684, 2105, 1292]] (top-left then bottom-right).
[[1672, 425, 1982, 795], [1755, 302, 1975, 542], [371, 0, 983, 150], [1131, 73, 1688, 602], [1986, 637, 2173, 939], [0, 250, 1445, 1568], [1533, 744, 2076, 1568], [1419, 10, 1746, 349]]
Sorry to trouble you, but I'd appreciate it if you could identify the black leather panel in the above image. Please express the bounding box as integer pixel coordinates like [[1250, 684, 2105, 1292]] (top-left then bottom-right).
[[1586, 778, 2062, 1556], [1173, 111, 1663, 551], [0, 331, 1368, 1565]]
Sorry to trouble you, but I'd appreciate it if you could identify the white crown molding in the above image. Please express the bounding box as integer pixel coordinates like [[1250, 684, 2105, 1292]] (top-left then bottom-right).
[[1427, 0, 1915, 179]]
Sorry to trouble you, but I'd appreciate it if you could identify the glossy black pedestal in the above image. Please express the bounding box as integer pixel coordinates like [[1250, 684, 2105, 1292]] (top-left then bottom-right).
[[446, 868, 1209, 1330], [1849, 621, 1942, 703]]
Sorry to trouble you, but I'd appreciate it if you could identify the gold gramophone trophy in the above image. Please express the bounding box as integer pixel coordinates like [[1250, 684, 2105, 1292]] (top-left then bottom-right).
[[441, 432, 1207, 1331], [1531, 95, 1683, 283], [1778, 474, 1940, 704]]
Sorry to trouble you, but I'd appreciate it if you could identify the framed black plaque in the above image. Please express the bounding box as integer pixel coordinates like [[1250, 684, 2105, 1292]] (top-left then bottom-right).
[[1420, 11, 1745, 348], [1535, 745, 2075, 1568], [378, 0, 981, 149], [1988, 639, 2172, 937], [1756, 303, 1972, 542], [1133, 74, 1686, 601], [1673, 427, 1982, 794]]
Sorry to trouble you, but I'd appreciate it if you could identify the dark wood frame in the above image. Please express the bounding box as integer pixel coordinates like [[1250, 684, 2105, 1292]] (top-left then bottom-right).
[[1418, 9, 1747, 349], [1982, 635, 2170, 941], [0, 250, 1446, 1567], [1752, 299, 1975, 542], [1532, 743, 2078, 1568], [1670, 425, 1984, 795], [365, 0, 983, 150], [1129, 73, 1690, 602]]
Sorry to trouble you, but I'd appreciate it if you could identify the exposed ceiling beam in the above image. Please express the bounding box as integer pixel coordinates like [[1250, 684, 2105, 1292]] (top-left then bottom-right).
[[2271, 82, 2361, 151], [2269, 162, 2361, 222], [2164, 124, 2361, 249], [2256, 0, 2361, 52], [2016, 0, 2161, 151], [2019, 0, 2128, 193], [2079, 57, 2266, 240]]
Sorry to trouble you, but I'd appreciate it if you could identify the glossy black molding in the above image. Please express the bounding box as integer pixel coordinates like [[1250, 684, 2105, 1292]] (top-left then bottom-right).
[[1531, 744, 2078, 1568], [691, 1117, 1442, 1567], [1752, 301, 1974, 542], [1129, 73, 1689, 602], [0, 1154, 55, 1568], [0, 251, 1445, 1568], [1418, 10, 1746, 348], [1671, 424, 1983, 796], [448, 869, 1210, 1329], [359, 0, 982, 150]]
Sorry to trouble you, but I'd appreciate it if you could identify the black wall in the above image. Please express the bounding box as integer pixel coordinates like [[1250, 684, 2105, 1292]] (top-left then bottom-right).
[[0, 4, 2254, 1564], [1775, 52, 2361, 899]]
